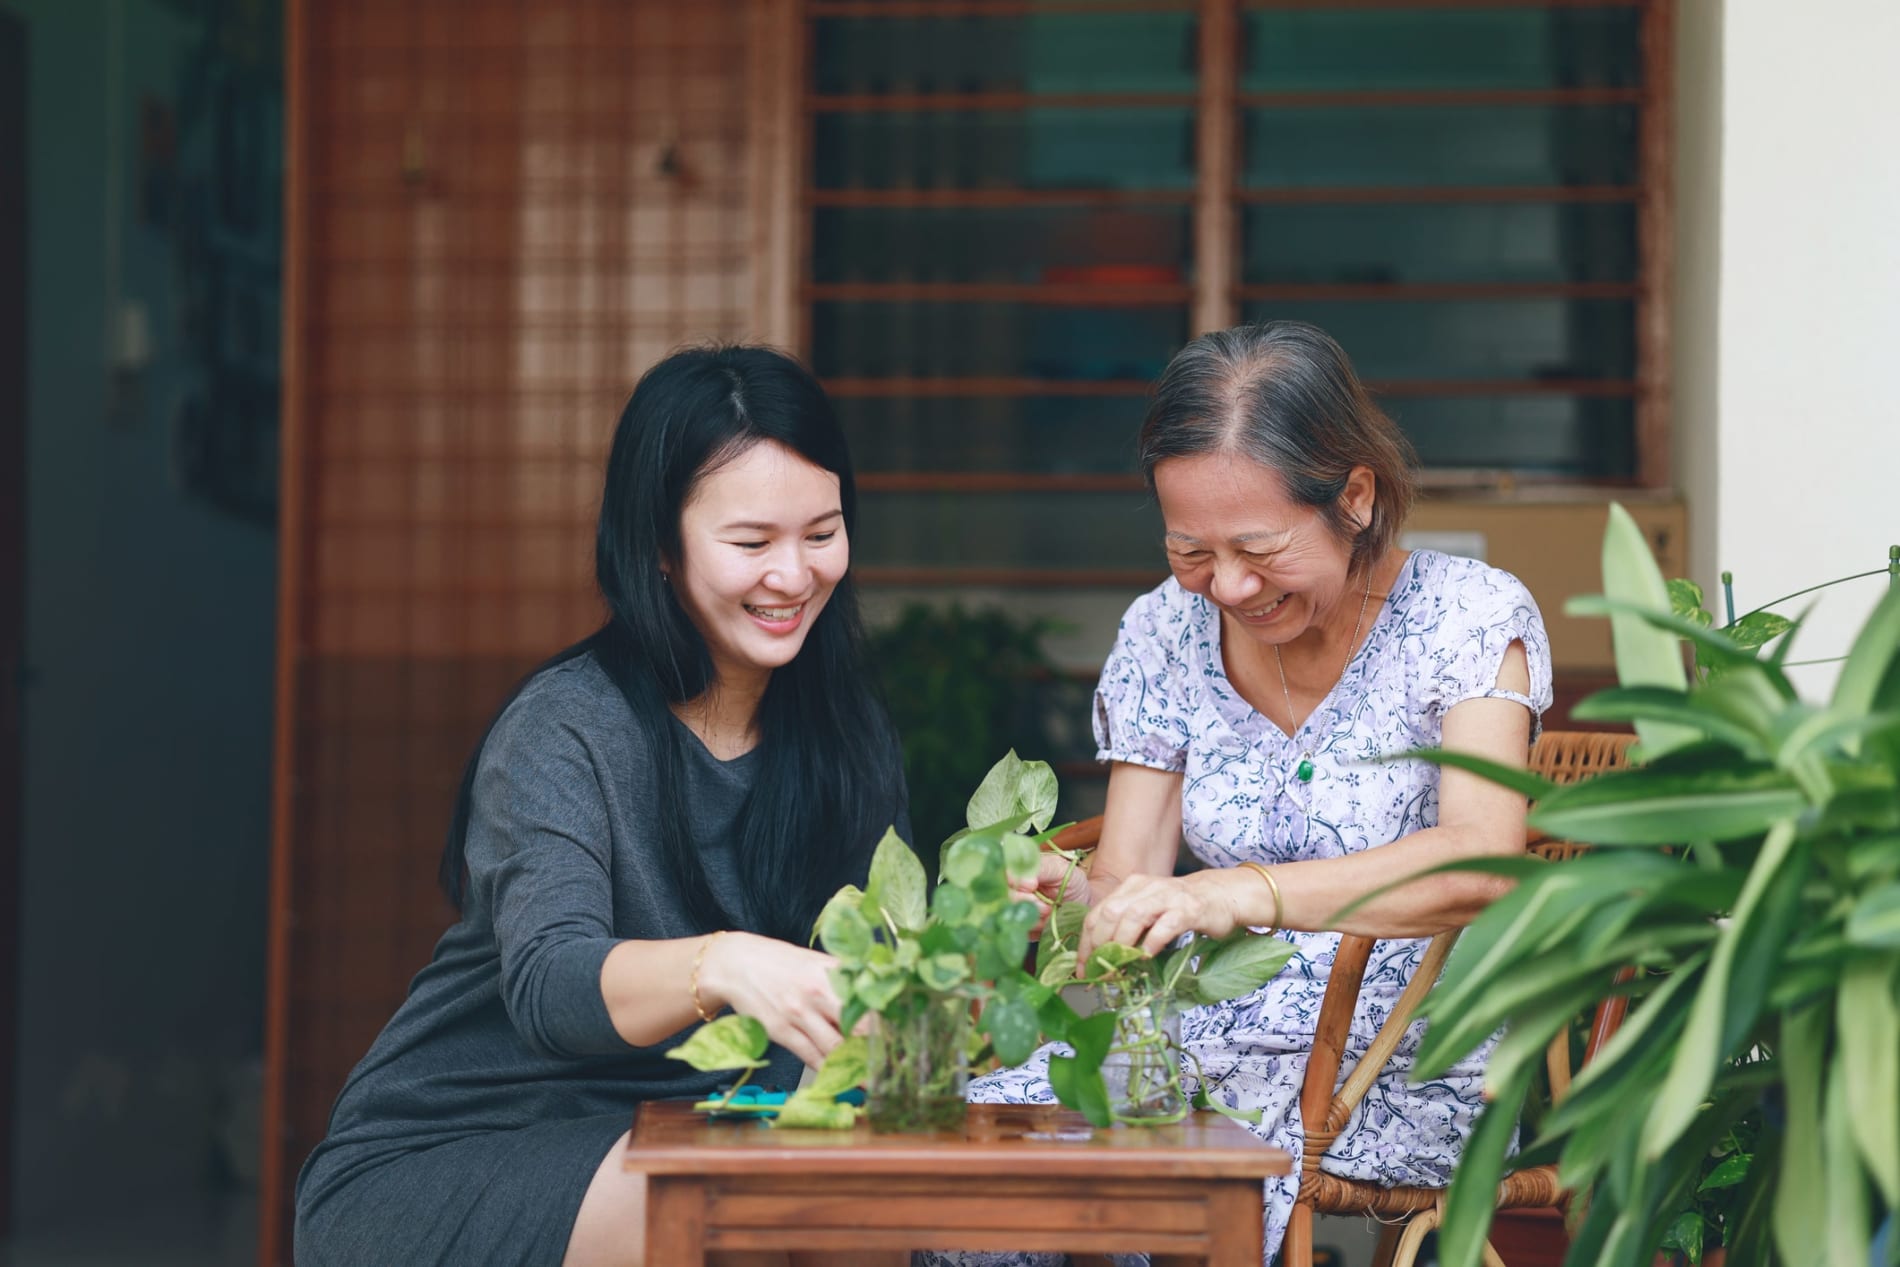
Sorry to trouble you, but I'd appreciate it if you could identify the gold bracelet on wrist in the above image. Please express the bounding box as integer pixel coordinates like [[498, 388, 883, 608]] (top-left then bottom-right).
[[1236, 861, 1285, 934], [689, 931, 725, 1023]]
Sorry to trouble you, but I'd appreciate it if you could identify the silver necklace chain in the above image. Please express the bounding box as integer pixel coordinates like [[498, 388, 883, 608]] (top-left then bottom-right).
[[1272, 566, 1375, 782]]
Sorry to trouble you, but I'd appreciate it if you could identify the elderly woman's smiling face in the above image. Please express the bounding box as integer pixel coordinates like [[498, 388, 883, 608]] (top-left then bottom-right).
[[1152, 450, 1374, 648]]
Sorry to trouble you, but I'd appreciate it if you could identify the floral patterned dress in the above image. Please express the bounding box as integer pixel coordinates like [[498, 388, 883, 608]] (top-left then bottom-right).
[[919, 550, 1552, 1267]]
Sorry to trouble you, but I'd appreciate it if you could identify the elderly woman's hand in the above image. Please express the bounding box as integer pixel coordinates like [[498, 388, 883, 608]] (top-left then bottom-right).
[[1077, 870, 1243, 961], [1008, 851, 1093, 936]]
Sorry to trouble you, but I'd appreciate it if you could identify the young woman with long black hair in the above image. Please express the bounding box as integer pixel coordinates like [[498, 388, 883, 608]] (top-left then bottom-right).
[[295, 345, 908, 1266]]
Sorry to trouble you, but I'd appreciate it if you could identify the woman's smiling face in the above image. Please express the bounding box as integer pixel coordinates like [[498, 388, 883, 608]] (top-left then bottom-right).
[[670, 439, 848, 686], [1152, 450, 1367, 647]]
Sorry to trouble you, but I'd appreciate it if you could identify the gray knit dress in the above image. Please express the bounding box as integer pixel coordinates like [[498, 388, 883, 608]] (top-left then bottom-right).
[[294, 653, 903, 1266]]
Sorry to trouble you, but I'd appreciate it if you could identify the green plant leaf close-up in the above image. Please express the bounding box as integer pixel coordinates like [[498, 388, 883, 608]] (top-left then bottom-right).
[[1527, 765, 1808, 846], [665, 1014, 770, 1073], [1186, 932, 1297, 1007], [1597, 503, 1694, 755], [965, 748, 1060, 840], [864, 827, 928, 932]]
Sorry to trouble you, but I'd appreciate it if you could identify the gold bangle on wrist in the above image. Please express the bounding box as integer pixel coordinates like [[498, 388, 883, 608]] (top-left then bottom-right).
[[690, 931, 725, 1023], [1236, 861, 1285, 934]]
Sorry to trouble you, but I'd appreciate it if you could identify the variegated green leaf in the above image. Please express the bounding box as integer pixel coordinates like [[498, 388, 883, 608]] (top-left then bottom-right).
[[771, 1095, 859, 1130], [817, 889, 875, 960], [1838, 955, 1900, 1206], [864, 827, 927, 931], [1569, 594, 1797, 701], [807, 1034, 868, 1098], [1000, 831, 1039, 883], [666, 1014, 770, 1072], [1081, 942, 1147, 982], [1668, 577, 1710, 625], [1643, 820, 1802, 1160], [1036, 948, 1078, 989], [1725, 609, 1794, 651]]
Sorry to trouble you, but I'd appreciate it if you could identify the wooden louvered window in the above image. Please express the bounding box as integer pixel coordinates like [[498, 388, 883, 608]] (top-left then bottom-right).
[[800, 0, 1673, 591]]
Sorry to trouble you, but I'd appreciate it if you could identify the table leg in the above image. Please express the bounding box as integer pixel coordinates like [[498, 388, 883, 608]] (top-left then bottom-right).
[[645, 1177, 706, 1266], [1203, 1181, 1265, 1267]]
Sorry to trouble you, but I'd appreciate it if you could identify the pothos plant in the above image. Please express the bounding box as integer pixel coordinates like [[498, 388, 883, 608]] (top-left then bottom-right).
[[1030, 844, 1298, 1124], [668, 752, 1078, 1131], [671, 752, 1299, 1131]]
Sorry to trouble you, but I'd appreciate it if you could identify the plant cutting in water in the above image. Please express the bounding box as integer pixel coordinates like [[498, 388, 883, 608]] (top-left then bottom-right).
[[673, 751, 1299, 1131], [670, 752, 1074, 1130], [1032, 847, 1298, 1126]]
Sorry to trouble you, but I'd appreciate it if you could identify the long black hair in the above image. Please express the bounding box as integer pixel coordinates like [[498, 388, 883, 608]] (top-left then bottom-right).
[[438, 345, 904, 945]]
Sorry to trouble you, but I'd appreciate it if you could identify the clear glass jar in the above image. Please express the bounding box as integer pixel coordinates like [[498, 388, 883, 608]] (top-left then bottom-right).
[[1100, 998, 1186, 1123], [865, 995, 971, 1133]]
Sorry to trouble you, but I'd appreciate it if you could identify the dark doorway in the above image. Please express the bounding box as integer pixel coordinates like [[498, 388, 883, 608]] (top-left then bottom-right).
[[0, 6, 25, 1242]]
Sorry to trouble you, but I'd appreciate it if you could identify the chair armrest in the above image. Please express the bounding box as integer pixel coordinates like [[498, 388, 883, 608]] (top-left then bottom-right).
[[1300, 934, 1376, 1135], [1047, 816, 1103, 856]]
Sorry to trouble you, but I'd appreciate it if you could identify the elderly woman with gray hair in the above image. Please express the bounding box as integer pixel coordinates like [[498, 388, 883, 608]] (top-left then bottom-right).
[[922, 320, 1552, 1266]]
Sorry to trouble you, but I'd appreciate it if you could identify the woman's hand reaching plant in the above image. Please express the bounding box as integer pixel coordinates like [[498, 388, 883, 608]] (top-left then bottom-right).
[[1009, 850, 1093, 936], [1077, 870, 1243, 961], [697, 932, 847, 1070]]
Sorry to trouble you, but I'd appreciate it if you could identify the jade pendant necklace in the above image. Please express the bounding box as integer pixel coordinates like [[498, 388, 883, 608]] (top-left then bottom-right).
[[1272, 568, 1374, 784]]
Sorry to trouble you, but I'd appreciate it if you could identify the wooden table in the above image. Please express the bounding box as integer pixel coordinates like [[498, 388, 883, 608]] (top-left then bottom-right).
[[624, 1100, 1291, 1265]]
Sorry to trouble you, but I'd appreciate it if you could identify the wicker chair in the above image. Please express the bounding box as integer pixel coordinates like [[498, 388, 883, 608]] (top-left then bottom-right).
[[1046, 729, 1636, 1267]]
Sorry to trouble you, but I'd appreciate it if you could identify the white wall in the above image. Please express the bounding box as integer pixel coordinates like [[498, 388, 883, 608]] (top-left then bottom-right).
[[1678, 0, 1900, 696]]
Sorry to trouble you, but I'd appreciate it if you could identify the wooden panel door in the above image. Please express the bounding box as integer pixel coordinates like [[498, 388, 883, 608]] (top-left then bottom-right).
[[265, 2, 766, 1259]]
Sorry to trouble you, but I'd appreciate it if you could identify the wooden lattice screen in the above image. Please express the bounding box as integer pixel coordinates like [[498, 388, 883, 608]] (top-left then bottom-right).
[[264, 1, 773, 1259]]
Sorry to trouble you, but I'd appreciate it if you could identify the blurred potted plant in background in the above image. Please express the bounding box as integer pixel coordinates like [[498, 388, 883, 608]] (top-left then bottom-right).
[[868, 603, 1075, 849], [1653, 1109, 1759, 1266]]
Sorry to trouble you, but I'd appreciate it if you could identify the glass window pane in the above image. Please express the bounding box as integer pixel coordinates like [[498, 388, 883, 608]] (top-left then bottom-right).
[[1241, 106, 1639, 189], [1243, 8, 1642, 91], [1386, 397, 1636, 480], [815, 13, 1197, 95], [814, 108, 1196, 191], [855, 491, 1163, 573], [838, 397, 1147, 476], [813, 207, 1191, 285], [1242, 203, 1637, 285], [812, 302, 1186, 381], [1237, 299, 1635, 383]]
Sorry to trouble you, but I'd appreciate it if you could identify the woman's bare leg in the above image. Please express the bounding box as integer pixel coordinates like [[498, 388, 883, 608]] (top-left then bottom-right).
[[564, 1132, 645, 1267], [564, 1133, 802, 1267]]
